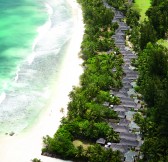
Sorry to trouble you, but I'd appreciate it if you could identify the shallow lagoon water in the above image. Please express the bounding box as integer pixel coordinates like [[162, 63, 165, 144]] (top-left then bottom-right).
[[0, 0, 74, 134]]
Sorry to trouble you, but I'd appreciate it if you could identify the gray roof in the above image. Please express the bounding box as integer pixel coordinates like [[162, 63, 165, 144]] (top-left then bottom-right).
[[121, 100, 136, 106], [129, 121, 140, 131], [136, 103, 141, 110], [115, 29, 125, 35], [126, 75, 138, 80], [116, 44, 125, 48], [120, 139, 139, 147], [110, 123, 129, 133], [121, 102, 137, 109], [112, 18, 120, 23], [96, 138, 106, 145], [123, 84, 132, 90], [122, 77, 132, 82], [123, 55, 137, 59], [119, 132, 137, 141], [120, 97, 134, 103], [119, 119, 130, 126], [103, 102, 109, 107], [124, 150, 138, 162], [123, 57, 131, 61], [125, 111, 136, 121], [110, 143, 128, 153], [126, 72, 138, 77], [114, 92, 128, 98], [113, 105, 129, 112], [118, 22, 129, 28], [119, 89, 127, 95], [117, 111, 126, 118], [115, 11, 124, 19]]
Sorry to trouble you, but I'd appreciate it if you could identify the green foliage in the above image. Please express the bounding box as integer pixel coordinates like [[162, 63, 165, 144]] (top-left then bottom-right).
[[43, 127, 77, 159], [138, 43, 168, 105], [137, 42, 168, 161], [86, 144, 121, 162], [146, 0, 168, 38], [129, 26, 140, 52], [106, 0, 125, 10], [139, 20, 157, 50], [141, 137, 168, 162], [42, 0, 123, 161], [133, 0, 151, 21], [31, 158, 41, 162], [126, 8, 140, 27]]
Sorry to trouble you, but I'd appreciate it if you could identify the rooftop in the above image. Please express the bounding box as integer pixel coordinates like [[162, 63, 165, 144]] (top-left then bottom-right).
[[120, 139, 139, 147], [110, 143, 128, 154], [120, 132, 137, 141], [124, 150, 138, 162], [119, 119, 130, 126], [110, 123, 129, 133], [96, 138, 106, 145]]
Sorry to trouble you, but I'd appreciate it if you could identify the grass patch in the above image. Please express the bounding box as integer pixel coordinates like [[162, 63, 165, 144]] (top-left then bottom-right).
[[73, 140, 92, 150], [133, 0, 151, 21], [157, 39, 168, 48]]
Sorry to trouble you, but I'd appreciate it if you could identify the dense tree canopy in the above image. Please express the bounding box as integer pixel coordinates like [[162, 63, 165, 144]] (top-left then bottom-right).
[[137, 43, 168, 161], [146, 0, 168, 38]]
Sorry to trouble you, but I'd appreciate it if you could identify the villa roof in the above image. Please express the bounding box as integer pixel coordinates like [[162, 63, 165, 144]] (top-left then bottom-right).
[[122, 77, 133, 82], [110, 123, 129, 133], [120, 97, 134, 103], [116, 44, 125, 48], [126, 71, 138, 76], [115, 29, 125, 35], [120, 139, 139, 147], [119, 132, 137, 141], [112, 18, 120, 23], [115, 11, 124, 19], [113, 105, 128, 112], [126, 75, 138, 80], [115, 42, 125, 45], [115, 37, 125, 43], [123, 84, 132, 90], [119, 89, 127, 95], [103, 102, 110, 107], [125, 111, 136, 121], [121, 101, 137, 109], [121, 100, 136, 106], [118, 22, 129, 28], [124, 150, 138, 162], [117, 111, 126, 118], [136, 103, 141, 110], [123, 57, 131, 61], [114, 92, 128, 98], [119, 119, 130, 126], [129, 121, 140, 131], [96, 138, 106, 145], [110, 143, 128, 153], [127, 88, 136, 95], [123, 55, 137, 59]]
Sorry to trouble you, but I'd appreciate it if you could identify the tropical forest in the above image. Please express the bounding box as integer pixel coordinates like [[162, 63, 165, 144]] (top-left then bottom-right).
[[42, 0, 168, 161]]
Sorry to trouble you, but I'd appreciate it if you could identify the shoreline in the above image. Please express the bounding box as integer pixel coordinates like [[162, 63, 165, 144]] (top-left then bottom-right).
[[0, 0, 84, 161]]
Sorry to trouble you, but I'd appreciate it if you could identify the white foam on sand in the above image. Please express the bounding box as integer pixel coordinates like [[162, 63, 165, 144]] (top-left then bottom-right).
[[0, 0, 84, 161]]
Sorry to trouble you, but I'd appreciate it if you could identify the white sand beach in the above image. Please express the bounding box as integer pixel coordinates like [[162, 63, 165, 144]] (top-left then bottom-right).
[[0, 0, 84, 161]]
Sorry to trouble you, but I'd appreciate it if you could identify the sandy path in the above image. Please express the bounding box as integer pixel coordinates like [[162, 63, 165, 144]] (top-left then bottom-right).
[[0, 0, 84, 162]]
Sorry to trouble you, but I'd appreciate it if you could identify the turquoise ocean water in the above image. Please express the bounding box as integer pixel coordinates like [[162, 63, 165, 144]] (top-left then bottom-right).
[[0, 0, 74, 134]]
